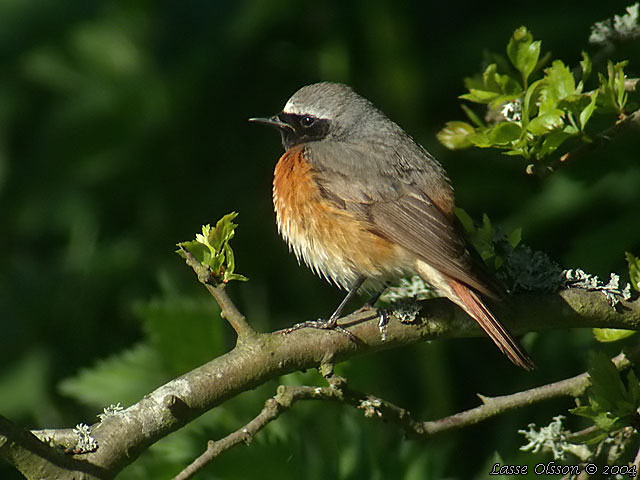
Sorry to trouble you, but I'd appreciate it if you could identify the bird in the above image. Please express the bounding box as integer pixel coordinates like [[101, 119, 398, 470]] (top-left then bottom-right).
[[249, 82, 534, 370]]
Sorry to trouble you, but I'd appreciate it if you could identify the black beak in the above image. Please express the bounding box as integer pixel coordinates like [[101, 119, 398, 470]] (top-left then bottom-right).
[[248, 115, 294, 131]]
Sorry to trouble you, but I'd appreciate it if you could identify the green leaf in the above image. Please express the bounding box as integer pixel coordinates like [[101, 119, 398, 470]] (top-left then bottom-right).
[[598, 61, 629, 113], [566, 425, 609, 445], [225, 272, 249, 282], [503, 147, 529, 157], [558, 94, 590, 116], [461, 104, 484, 128], [460, 64, 522, 105], [587, 351, 628, 413], [224, 243, 235, 274], [506, 26, 541, 84], [569, 405, 597, 419], [539, 60, 575, 113], [581, 351, 638, 429], [579, 92, 598, 130], [538, 128, 574, 157], [467, 128, 492, 148], [436, 121, 475, 149], [460, 89, 500, 104], [473, 214, 495, 261], [592, 413, 622, 431], [613, 61, 629, 111], [626, 252, 640, 292], [521, 78, 545, 124], [592, 328, 636, 343], [453, 210, 495, 263], [482, 64, 504, 93], [176, 212, 248, 285], [454, 208, 475, 234], [507, 228, 522, 248], [580, 51, 592, 85], [487, 121, 521, 145], [526, 111, 564, 135], [177, 240, 211, 265]]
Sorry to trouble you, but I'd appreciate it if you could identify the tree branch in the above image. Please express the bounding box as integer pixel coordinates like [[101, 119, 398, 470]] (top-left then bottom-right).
[[0, 414, 107, 480], [556, 105, 640, 168], [526, 78, 640, 175], [1, 288, 639, 478], [175, 350, 637, 479], [179, 246, 256, 339], [419, 350, 633, 435]]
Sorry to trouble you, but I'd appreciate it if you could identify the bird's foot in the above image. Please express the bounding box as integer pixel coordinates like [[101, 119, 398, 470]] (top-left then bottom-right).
[[279, 316, 359, 342]]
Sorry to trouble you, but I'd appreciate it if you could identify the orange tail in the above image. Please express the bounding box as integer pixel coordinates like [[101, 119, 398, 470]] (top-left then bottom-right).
[[448, 278, 534, 370]]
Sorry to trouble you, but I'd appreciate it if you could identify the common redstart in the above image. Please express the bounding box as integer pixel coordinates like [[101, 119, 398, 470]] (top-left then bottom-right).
[[250, 82, 533, 370]]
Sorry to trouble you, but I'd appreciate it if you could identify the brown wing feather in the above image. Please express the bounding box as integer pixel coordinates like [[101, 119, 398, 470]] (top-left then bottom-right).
[[305, 141, 497, 296], [366, 188, 499, 299]]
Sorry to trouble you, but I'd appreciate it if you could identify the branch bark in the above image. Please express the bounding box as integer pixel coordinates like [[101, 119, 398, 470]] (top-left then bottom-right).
[[179, 246, 256, 339], [556, 107, 640, 168], [1, 288, 639, 479], [176, 351, 637, 479]]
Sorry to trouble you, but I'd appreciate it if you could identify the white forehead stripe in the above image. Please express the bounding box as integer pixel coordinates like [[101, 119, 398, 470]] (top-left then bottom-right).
[[282, 100, 330, 119]]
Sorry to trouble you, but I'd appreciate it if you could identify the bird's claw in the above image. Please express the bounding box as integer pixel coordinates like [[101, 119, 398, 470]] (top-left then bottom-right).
[[279, 318, 359, 342]]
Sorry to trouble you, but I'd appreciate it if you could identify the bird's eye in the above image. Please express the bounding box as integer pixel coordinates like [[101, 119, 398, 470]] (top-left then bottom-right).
[[301, 115, 316, 128]]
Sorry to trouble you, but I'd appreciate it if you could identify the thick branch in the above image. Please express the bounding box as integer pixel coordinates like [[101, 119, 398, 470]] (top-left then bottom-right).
[[0, 414, 107, 480], [2, 288, 639, 478]]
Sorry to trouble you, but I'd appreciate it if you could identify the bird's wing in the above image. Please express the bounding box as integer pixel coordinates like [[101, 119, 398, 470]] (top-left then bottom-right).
[[305, 140, 497, 298]]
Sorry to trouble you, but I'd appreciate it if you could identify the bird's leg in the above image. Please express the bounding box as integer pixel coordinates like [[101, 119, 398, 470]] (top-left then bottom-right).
[[326, 275, 366, 327], [279, 276, 366, 340]]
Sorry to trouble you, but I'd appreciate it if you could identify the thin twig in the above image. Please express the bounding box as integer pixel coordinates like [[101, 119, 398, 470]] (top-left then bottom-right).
[[205, 284, 255, 339], [179, 246, 256, 339], [175, 350, 636, 478], [557, 108, 640, 167], [421, 352, 631, 435], [173, 385, 338, 480], [545, 78, 640, 172]]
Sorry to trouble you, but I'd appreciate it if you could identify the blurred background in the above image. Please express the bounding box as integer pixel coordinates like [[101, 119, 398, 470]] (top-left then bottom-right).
[[1, 1, 639, 478]]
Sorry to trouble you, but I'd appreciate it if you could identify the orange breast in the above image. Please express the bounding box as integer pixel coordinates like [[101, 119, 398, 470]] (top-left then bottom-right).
[[273, 146, 406, 290]]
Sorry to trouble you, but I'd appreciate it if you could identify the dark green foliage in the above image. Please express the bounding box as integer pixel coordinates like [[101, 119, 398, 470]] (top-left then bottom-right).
[[437, 26, 638, 169], [1, 1, 639, 479], [627, 252, 640, 292], [571, 352, 640, 433]]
